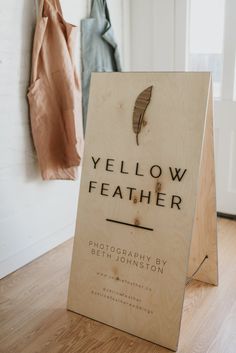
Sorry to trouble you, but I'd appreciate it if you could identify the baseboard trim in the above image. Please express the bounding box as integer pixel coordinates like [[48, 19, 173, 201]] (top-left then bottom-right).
[[0, 223, 75, 279], [217, 212, 236, 220]]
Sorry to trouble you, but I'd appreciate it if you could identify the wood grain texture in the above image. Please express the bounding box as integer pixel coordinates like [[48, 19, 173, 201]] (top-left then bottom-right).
[[67, 72, 214, 350], [132, 85, 153, 145], [188, 79, 218, 285], [0, 218, 235, 353]]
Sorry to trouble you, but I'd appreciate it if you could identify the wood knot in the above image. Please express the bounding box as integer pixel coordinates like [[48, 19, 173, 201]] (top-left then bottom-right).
[[134, 218, 140, 226], [155, 182, 162, 193], [133, 197, 138, 204]]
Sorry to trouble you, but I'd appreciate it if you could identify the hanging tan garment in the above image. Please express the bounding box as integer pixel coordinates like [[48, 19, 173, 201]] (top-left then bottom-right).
[[27, 0, 83, 180]]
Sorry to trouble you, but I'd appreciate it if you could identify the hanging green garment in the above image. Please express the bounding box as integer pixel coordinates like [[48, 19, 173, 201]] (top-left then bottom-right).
[[81, 0, 122, 133]]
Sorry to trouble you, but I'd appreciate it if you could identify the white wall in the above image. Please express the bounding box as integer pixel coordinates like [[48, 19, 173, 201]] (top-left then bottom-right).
[[129, 0, 176, 71], [0, 0, 124, 279], [128, 0, 236, 216]]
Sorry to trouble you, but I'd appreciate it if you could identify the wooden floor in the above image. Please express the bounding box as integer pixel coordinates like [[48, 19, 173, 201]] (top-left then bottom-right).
[[1, 217, 236, 353]]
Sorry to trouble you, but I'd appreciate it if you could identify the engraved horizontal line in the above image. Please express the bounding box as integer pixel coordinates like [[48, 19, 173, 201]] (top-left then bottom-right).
[[106, 218, 154, 231]]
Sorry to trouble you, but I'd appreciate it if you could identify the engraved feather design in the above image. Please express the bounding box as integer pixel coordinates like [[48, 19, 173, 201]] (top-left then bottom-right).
[[133, 86, 153, 146]]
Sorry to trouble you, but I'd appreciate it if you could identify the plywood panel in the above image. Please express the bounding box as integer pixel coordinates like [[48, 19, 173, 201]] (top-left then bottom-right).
[[188, 80, 218, 285], [68, 72, 216, 351]]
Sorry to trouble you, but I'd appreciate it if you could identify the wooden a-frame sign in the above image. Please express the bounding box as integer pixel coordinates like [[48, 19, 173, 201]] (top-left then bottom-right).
[[67, 72, 218, 351]]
